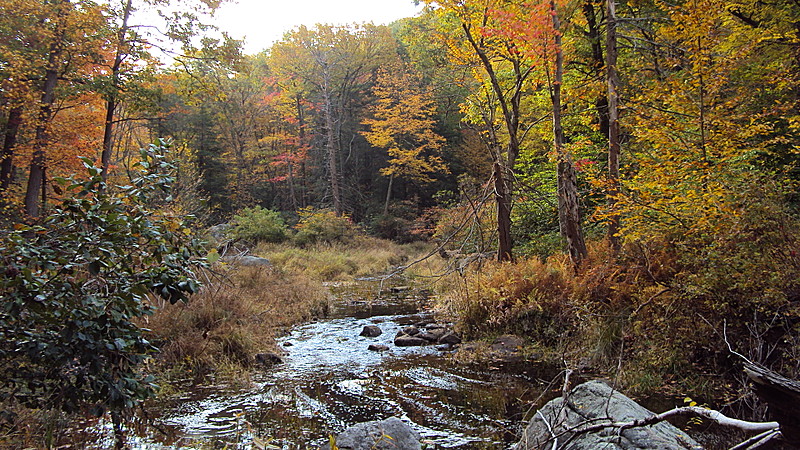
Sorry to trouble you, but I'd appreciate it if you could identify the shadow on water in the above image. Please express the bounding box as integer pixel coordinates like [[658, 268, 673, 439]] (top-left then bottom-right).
[[91, 280, 564, 449]]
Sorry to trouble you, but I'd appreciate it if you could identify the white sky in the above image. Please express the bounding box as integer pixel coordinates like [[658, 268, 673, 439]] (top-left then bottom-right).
[[214, 0, 425, 54]]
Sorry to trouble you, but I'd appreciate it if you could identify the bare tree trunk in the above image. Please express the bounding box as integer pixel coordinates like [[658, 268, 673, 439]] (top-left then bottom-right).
[[322, 74, 342, 215], [382, 173, 395, 216], [0, 106, 22, 191], [552, 0, 588, 267], [101, 0, 133, 181], [25, 1, 69, 218], [606, 0, 622, 252]]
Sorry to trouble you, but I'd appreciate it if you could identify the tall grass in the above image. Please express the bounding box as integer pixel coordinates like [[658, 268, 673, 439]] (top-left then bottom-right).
[[147, 265, 329, 381], [254, 237, 429, 281]]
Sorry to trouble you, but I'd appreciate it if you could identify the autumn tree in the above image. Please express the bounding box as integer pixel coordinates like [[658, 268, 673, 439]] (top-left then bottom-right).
[[22, 0, 105, 218], [362, 67, 448, 215], [424, 0, 540, 261], [270, 24, 396, 216], [466, 0, 589, 266]]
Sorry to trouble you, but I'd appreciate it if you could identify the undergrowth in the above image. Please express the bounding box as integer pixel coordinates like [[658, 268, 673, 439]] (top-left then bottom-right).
[[438, 235, 800, 404]]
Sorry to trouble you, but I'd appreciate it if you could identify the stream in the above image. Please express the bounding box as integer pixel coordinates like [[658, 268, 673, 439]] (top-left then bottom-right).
[[89, 280, 563, 449]]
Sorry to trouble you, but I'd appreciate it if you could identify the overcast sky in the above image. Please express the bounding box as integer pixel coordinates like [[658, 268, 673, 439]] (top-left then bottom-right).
[[213, 0, 425, 54]]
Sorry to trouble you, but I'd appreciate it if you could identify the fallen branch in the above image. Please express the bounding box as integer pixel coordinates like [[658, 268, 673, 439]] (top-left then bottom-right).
[[552, 405, 780, 450]]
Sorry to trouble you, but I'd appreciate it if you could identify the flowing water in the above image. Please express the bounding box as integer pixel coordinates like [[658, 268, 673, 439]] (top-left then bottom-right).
[[87, 281, 564, 449]]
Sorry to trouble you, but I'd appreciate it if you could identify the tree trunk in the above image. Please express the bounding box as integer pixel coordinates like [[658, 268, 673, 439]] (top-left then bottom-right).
[[460, 20, 526, 261], [552, 0, 588, 267], [25, 1, 69, 218], [495, 162, 513, 262], [383, 173, 394, 216], [101, 0, 133, 181], [322, 74, 342, 215], [606, 0, 622, 251], [0, 105, 22, 191]]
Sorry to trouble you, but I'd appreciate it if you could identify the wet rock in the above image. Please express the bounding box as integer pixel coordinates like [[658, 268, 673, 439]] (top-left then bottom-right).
[[417, 331, 439, 342], [436, 344, 454, 351], [413, 319, 435, 328], [360, 325, 383, 338], [438, 332, 462, 345], [490, 334, 525, 362], [516, 380, 701, 450], [254, 352, 282, 367], [368, 344, 390, 352], [394, 334, 430, 347], [321, 417, 421, 450], [282, 341, 293, 347], [424, 327, 447, 341], [402, 326, 420, 336]]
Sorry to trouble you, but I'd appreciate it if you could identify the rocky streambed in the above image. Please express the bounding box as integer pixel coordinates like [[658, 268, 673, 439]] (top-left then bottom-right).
[[93, 280, 563, 449]]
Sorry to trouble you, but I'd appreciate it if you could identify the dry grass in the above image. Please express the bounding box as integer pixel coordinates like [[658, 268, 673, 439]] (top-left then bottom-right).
[[254, 236, 427, 281], [146, 265, 329, 381]]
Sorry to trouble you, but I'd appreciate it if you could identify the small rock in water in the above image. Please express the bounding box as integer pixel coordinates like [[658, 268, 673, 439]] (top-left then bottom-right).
[[402, 326, 420, 336], [424, 327, 447, 340], [282, 341, 293, 347], [254, 352, 283, 367], [438, 332, 462, 345], [417, 331, 439, 342], [360, 325, 383, 337], [368, 344, 390, 352], [395, 334, 430, 347]]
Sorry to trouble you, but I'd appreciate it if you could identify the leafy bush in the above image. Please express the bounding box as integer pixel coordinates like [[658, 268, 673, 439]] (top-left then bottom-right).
[[0, 142, 206, 421], [231, 206, 288, 243], [292, 207, 360, 246]]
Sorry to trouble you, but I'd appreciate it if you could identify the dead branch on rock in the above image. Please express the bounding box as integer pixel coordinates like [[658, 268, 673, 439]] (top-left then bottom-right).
[[551, 406, 779, 450], [573, 406, 779, 435]]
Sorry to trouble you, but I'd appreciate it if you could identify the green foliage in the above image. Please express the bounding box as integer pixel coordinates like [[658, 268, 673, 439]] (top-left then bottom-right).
[[0, 142, 206, 417], [231, 206, 289, 243], [292, 207, 361, 246]]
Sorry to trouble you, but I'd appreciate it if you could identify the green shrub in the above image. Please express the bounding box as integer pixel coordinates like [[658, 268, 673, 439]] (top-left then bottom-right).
[[0, 143, 206, 422], [292, 207, 360, 246], [231, 206, 288, 243]]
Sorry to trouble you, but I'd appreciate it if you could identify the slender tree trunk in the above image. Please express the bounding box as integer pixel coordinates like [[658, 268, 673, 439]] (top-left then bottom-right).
[[322, 74, 342, 215], [582, 0, 610, 138], [101, 0, 133, 181], [383, 173, 393, 216], [552, 0, 588, 267], [25, 1, 69, 217], [460, 21, 525, 262], [606, 0, 622, 251], [0, 106, 22, 191], [495, 162, 513, 261]]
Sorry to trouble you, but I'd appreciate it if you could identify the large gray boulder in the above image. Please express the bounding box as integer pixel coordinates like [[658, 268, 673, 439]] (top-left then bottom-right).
[[322, 417, 421, 450], [516, 380, 701, 449]]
